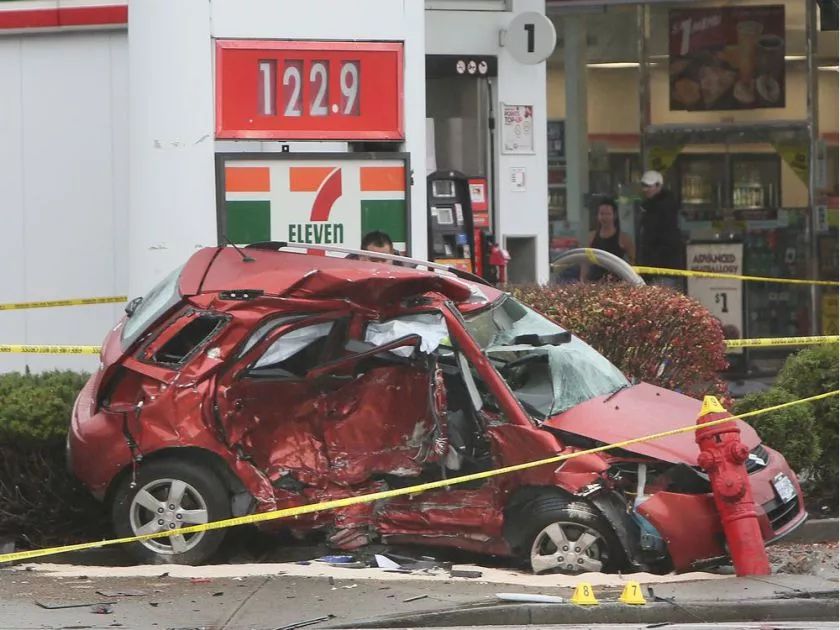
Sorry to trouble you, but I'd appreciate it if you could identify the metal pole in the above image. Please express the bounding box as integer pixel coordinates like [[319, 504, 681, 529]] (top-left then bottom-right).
[[806, 0, 820, 335], [564, 13, 590, 249], [638, 4, 650, 171]]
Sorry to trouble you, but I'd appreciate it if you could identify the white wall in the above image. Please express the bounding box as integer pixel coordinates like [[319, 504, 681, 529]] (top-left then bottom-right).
[[0, 30, 128, 374], [127, 0, 428, 299], [426, 0, 550, 283]]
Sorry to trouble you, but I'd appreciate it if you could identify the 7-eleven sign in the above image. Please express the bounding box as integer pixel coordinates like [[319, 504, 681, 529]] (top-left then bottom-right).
[[223, 158, 408, 253]]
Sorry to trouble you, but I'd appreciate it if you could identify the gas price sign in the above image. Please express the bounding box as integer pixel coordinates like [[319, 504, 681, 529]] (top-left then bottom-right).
[[216, 40, 404, 140]]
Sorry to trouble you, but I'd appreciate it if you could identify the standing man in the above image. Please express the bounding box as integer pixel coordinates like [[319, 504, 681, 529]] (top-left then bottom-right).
[[638, 170, 683, 288]]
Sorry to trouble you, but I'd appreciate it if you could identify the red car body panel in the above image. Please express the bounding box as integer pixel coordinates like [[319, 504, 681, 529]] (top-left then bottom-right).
[[68, 246, 806, 571], [545, 383, 761, 463]]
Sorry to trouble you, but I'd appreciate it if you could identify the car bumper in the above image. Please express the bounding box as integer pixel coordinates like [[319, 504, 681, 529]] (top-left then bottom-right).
[[637, 444, 806, 572]]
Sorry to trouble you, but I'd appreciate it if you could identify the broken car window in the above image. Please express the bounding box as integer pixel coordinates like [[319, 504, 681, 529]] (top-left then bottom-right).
[[151, 313, 227, 366], [465, 296, 628, 418], [238, 314, 311, 358], [121, 265, 184, 348], [364, 313, 448, 357], [250, 321, 335, 376]]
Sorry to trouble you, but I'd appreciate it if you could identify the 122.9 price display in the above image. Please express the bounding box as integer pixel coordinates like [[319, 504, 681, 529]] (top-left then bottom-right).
[[216, 41, 404, 140]]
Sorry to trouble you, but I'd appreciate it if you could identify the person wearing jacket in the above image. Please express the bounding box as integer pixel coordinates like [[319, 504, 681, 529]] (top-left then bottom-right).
[[638, 170, 683, 288]]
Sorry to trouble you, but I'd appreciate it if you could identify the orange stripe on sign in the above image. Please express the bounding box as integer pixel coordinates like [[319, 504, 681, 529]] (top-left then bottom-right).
[[290, 167, 335, 192], [360, 167, 405, 192], [226, 167, 270, 192]]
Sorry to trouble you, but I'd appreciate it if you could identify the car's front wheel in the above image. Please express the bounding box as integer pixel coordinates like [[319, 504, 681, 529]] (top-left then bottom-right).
[[506, 495, 625, 575], [111, 459, 230, 565]]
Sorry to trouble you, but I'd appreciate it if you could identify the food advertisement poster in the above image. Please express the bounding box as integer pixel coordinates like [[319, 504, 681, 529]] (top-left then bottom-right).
[[669, 5, 785, 111]]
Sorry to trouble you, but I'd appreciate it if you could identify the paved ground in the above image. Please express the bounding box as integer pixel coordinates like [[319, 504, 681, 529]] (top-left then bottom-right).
[[0, 540, 836, 629]]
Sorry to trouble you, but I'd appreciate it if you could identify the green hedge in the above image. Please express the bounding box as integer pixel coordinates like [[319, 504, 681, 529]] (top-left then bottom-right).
[[735, 345, 838, 502], [0, 370, 88, 443], [0, 370, 109, 548]]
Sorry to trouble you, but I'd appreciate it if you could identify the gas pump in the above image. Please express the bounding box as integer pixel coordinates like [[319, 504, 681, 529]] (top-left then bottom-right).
[[427, 170, 475, 272]]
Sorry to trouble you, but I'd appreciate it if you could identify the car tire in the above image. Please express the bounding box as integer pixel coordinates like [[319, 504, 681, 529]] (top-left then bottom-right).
[[111, 459, 230, 565], [506, 495, 626, 575]]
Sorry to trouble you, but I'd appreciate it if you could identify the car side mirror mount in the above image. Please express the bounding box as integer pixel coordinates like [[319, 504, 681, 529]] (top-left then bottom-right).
[[125, 296, 143, 318]]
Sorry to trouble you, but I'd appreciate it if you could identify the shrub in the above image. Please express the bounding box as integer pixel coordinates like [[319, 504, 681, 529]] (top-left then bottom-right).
[[775, 345, 839, 496], [733, 388, 820, 474], [0, 370, 108, 548], [511, 283, 729, 402], [0, 370, 89, 444]]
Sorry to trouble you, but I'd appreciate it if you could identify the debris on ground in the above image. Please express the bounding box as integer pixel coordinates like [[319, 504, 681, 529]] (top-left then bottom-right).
[[374, 554, 402, 570], [189, 577, 211, 584], [90, 603, 113, 614], [36, 600, 115, 610], [450, 566, 483, 579], [495, 592, 564, 603], [402, 594, 428, 602], [96, 589, 146, 597], [274, 614, 335, 630]]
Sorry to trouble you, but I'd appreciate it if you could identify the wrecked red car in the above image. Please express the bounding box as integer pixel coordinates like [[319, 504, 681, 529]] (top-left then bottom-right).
[[68, 244, 806, 573]]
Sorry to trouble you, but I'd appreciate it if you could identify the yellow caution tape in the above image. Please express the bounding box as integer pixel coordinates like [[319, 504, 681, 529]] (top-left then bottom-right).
[[725, 336, 839, 349], [0, 389, 836, 565], [633, 266, 839, 287], [0, 296, 127, 311], [0, 345, 101, 355]]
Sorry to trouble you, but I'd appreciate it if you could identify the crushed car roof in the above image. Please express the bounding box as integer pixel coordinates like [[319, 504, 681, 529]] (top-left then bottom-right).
[[181, 247, 501, 308]]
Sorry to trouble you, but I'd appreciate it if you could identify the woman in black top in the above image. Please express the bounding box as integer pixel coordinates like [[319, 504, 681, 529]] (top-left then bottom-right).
[[580, 198, 636, 282]]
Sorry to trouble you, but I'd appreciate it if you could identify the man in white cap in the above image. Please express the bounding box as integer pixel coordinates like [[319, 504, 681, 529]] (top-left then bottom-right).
[[639, 170, 682, 286]]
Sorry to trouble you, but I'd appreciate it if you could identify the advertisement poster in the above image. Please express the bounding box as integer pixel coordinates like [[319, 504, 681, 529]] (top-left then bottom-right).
[[669, 5, 785, 111], [220, 156, 408, 253], [686, 242, 744, 353], [501, 104, 535, 154]]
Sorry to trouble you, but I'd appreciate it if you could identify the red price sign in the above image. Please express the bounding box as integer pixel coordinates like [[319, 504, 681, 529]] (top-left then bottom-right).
[[216, 40, 404, 140]]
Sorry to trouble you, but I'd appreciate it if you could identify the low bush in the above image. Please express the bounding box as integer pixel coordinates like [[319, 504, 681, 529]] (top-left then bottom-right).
[[733, 388, 820, 474], [776, 345, 838, 499], [511, 283, 730, 402], [0, 370, 109, 548], [0, 370, 89, 443]]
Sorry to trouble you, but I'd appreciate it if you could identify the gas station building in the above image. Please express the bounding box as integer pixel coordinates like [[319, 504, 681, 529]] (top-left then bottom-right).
[[1, 0, 837, 374], [0, 0, 559, 372]]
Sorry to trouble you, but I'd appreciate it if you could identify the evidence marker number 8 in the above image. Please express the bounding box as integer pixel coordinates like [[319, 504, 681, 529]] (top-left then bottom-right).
[[258, 59, 361, 119]]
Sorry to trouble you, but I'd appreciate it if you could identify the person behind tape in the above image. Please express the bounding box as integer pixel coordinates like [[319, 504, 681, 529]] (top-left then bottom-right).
[[580, 197, 635, 282], [638, 170, 683, 289]]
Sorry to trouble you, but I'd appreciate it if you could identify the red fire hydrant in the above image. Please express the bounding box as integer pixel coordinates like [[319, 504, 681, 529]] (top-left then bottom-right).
[[695, 396, 770, 576]]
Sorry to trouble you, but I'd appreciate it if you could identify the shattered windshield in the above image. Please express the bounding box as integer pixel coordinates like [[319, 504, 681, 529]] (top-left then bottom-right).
[[121, 265, 184, 349], [464, 296, 628, 418]]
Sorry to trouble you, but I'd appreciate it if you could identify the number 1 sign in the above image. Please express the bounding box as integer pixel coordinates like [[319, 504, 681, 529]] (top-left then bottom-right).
[[216, 40, 404, 140]]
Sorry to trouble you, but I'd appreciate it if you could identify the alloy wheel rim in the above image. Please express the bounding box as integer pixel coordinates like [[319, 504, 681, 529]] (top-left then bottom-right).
[[529, 520, 607, 574], [129, 478, 209, 555]]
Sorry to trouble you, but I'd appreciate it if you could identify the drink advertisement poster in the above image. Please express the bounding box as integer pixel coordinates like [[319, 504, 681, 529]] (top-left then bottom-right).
[[501, 104, 535, 154], [686, 242, 744, 354], [669, 5, 785, 111]]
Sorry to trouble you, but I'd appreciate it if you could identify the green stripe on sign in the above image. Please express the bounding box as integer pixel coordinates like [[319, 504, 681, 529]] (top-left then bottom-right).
[[361, 200, 407, 243], [226, 200, 271, 244]]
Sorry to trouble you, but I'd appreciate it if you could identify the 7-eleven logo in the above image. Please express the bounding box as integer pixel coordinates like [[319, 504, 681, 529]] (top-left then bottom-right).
[[224, 162, 407, 250]]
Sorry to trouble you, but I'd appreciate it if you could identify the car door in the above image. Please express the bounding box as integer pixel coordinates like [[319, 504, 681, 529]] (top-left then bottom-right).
[[214, 313, 351, 488]]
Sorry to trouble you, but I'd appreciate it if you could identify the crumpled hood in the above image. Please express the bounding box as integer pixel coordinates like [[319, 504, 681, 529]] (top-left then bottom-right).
[[543, 382, 760, 464]]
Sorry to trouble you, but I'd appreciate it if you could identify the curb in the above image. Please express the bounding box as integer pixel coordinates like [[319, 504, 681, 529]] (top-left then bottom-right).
[[334, 597, 840, 628], [784, 518, 838, 544]]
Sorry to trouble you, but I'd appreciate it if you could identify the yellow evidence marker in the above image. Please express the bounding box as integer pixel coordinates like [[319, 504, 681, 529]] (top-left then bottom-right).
[[570, 582, 598, 605], [619, 581, 647, 605]]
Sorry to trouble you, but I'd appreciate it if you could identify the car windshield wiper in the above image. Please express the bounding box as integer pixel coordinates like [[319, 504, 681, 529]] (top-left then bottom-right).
[[604, 383, 632, 403]]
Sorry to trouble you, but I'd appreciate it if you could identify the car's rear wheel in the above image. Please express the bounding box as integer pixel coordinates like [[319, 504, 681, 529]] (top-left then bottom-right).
[[111, 459, 230, 565], [506, 495, 625, 575]]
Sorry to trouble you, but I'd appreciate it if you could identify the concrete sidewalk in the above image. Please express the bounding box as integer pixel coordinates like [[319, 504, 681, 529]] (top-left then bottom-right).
[[2, 558, 837, 629]]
